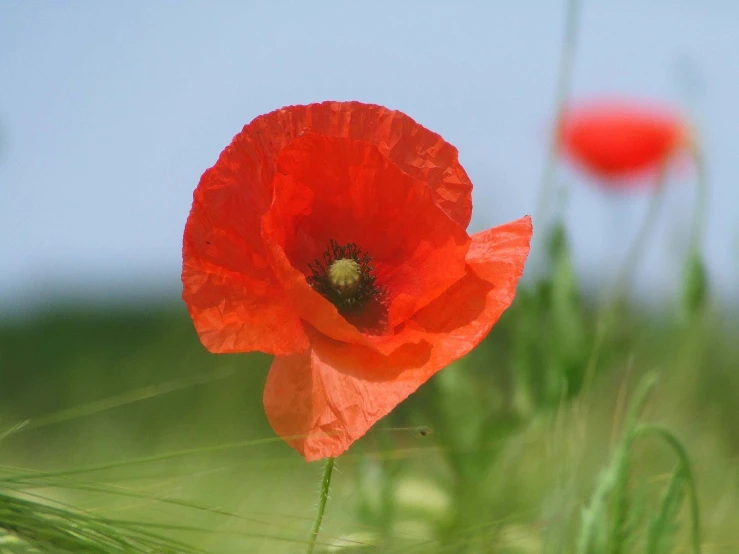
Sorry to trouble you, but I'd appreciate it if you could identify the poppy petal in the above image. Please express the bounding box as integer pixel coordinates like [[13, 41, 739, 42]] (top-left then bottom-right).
[[262, 133, 470, 343], [263, 216, 531, 461], [182, 260, 309, 355], [410, 215, 533, 359], [252, 101, 473, 227], [182, 135, 310, 355], [559, 100, 688, 180], [184, 102, 473, 355], [263, 335, 432, 461]]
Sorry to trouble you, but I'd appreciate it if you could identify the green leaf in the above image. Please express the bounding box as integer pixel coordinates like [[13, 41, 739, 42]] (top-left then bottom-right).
[[646, 465, 687, 554]]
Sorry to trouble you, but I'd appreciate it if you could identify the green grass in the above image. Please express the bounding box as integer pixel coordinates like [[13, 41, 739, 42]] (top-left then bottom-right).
[[1, 299, 738, 553]]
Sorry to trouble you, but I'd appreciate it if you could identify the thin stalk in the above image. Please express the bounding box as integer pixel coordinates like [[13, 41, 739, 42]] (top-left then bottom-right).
[[582, 168, 668, 389], [10, 367, 236, 435], [687, 142, 708, 258], [0, 434, 318, 485], [610, 169, 668, 299], [306, 457, 335, 554], [606, 375, 657, 554], [633, 425, 702, 554], [674, 140, 710, 321], [534, 0, 581, 226]]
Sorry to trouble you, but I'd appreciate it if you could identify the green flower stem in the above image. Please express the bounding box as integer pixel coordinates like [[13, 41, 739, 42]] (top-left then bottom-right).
[[606, 375, 658, 554], [582, 168, 668, 389], [534, 0, 581, 226], [306, 457, 335, 554], [679, 143, 710, 319], [687, 143, 708, 258], [610, 167, 668, 298], [633, 425, 702, 554]]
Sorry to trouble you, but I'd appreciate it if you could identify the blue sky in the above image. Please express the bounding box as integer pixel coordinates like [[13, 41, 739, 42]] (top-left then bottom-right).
[[1, 1, 737, 315]]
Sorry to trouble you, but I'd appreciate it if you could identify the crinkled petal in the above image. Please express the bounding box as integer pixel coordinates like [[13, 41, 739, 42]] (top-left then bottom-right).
[[184, 101, 473, 356], [252, 101, 473, 226], [262, 133, 469, 346], [410, 215, 533, 359], [263, 333, 432, 461], [182, 137, 309, 355], [263, 216, 532, 461], [182, 262, 308, 355]]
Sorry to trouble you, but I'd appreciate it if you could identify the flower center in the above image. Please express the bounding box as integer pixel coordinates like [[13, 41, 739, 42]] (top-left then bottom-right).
[[307, 240, 377, 312], [328, 258, 361, 295]]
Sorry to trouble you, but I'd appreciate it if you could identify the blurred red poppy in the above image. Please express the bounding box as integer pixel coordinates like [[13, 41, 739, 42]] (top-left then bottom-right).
[[559, 99, 689, 183], [182, 101, 532, 461]]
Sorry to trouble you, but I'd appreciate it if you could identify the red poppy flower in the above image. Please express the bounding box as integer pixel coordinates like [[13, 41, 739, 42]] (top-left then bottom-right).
[[182, 101, 532, 461], [559, 99, 689, 183]]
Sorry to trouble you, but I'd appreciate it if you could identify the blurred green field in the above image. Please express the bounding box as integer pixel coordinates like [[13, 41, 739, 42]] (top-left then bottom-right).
[[1, 294, 737, 553]]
